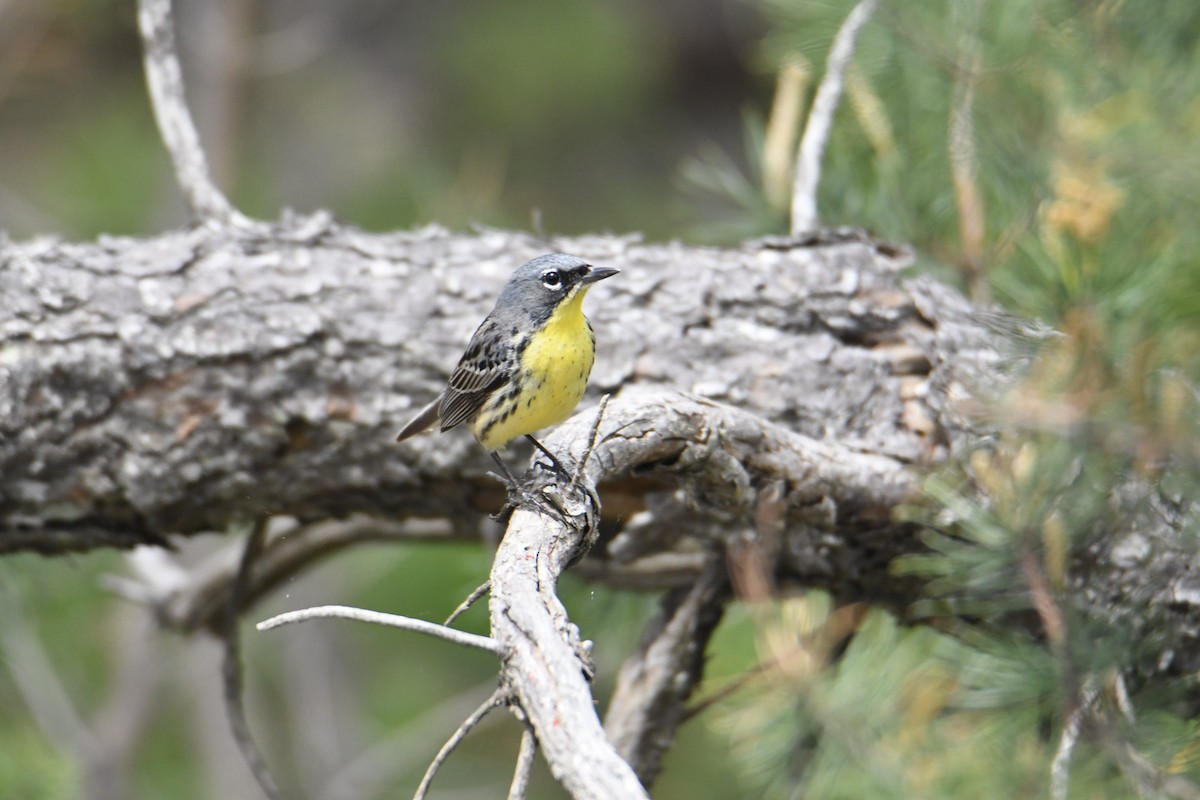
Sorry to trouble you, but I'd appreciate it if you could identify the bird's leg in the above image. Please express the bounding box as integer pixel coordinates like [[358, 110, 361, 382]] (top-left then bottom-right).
[[489, 450, 549, 517], [490, 450, 523, 492], [526, 435, 571, 480]]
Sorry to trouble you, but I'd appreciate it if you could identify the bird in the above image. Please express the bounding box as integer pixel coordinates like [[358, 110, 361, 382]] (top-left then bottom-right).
[[395, 253, 618, 489]]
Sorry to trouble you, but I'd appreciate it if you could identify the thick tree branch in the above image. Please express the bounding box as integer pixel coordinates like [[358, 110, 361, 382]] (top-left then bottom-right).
[[4, 223, 1197, 668], [490, 485, 650, 800], [0, 223, 968, 553]]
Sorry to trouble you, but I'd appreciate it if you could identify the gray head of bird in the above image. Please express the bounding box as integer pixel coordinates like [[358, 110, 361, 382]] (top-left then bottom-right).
[[495, 254, 619, 321]]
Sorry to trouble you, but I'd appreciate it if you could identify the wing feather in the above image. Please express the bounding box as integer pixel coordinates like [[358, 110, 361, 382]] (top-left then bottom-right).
[[437, 320, 513, 431]]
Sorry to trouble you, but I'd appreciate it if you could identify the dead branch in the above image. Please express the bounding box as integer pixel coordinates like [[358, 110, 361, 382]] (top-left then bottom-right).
[[221, 521, 285, 800], [136, 0, 257, 229], [413, 688, 506, 800], [791, 0, 878, 235], [105, 515, 466, 635], [489, 483, 650, 799], [257, 605, 505, 656], [604, 555, 730, 785], [507, 728, 538, 800], [0, 224, 968, 557]]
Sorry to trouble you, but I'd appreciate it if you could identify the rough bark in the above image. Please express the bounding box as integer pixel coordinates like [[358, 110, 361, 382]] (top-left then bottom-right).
[[1, 220, 975, 553], [489, 482, 651, 800], [4, 220, 1197, 668], [5, 218, 1200, 793]]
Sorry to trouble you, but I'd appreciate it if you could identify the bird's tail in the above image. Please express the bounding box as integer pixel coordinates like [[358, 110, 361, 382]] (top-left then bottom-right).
[[395, 394, 443, 442]]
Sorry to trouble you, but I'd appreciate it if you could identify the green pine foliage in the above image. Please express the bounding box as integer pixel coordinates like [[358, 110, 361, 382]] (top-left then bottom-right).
[[679, 0, 1200, 796]]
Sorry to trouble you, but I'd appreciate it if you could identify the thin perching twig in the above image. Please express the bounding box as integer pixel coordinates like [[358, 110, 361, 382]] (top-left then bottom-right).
[[444, 581, 491, 627], [790, 0, 878, 236], [571, 393, 611, 488], [1050, 681, 1099, 800], [222, 520, 285, 800], [258, 604, 506, 656], [508, 728, 538, 800], [136, 0, 257, 228], [413, 688, 507, 800]]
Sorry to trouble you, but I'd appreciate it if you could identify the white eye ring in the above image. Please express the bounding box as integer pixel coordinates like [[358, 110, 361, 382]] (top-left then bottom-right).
[[542, 270, 562, 289]]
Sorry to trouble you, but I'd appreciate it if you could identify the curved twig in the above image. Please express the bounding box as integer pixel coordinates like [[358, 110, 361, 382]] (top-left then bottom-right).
[[444, 581, 491, 627], [791, 0, 878, 235], [413, 688, 507, 800], [487, 389, 919, 798], [106, 516, 464, 635], [136, 0, 259, 228], [490, 496, 650, 800], [222, 520, 285, 800], [257, 605, 506, 656]]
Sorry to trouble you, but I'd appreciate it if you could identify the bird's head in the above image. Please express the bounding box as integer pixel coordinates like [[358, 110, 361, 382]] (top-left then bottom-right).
[[497, 253, 618, 322]]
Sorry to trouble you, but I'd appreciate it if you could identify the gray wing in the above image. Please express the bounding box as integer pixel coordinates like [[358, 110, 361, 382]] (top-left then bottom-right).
[[438, 319, 512, 432]]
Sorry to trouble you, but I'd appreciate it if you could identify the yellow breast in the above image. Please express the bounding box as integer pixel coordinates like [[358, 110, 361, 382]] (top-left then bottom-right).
[[472, 289, 596, 450]]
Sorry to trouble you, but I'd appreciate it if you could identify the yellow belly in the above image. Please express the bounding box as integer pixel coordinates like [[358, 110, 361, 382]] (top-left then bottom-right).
[[472, 291, 595, 450]]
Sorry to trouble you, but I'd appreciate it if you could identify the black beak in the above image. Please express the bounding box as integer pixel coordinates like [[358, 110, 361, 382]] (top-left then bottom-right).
[[581, 265, 619, 284]]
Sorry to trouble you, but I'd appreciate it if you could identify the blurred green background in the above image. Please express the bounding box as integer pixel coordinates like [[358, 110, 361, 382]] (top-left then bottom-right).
[[3, 0, 1200, 798], [0, 0, 767, 240]]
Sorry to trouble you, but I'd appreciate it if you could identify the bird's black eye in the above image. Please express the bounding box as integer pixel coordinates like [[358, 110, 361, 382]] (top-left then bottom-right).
[[541, 270, 562, 290]]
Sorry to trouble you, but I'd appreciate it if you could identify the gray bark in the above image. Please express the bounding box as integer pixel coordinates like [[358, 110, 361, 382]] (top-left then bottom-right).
[[5, 217, 1200, 793], [1, 220, 981, 552], [4, 220, 1196, 669]]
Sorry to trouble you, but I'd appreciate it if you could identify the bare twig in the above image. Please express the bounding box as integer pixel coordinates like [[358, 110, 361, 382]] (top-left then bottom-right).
[[257, 604, 506, 656], [319, 680, 502, 800], [1050, 685, 1090, 800], [444, 581, 491, 627], [1111, 671, 1136, 725], [603, 556, 730, 785], [507, 728, 538, 800], [106, 516, 461, 635], [413, 688, 507, 800], [222, 520, 285, 800], [136, 0, 258, 228], [572, 394, 611, 489], [683, 659, 774, 722], [790, 0, 878, 235]]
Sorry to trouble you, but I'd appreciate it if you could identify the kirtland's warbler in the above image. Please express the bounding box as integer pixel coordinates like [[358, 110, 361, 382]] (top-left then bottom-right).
[[395, 253, 618, 483]]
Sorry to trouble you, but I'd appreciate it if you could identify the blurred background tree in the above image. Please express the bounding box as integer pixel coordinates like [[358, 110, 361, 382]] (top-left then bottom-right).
[[2, 0, 1199, 798]]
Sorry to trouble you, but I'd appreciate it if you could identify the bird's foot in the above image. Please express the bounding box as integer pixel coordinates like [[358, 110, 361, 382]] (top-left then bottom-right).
[[487, 467, 561, 521], [526, 435, 575, 484]]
